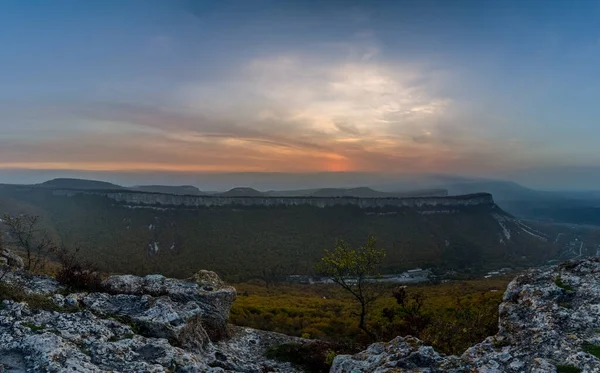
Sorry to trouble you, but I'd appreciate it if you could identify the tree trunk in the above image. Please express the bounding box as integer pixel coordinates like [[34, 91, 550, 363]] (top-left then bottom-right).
[[359, 302, 366, 330], [358, 301, 375, 339]]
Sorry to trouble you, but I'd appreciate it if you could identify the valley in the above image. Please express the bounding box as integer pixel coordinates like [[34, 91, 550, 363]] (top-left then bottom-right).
[[2, 179, 593, 282]]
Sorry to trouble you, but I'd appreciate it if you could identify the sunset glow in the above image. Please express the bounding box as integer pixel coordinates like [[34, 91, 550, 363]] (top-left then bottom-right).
[[1, 1, 599, 189]]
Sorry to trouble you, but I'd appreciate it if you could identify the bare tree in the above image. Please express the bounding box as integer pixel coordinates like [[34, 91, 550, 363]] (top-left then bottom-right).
[[316, 236, 386, 338], [0, 225, 10, 281], [2, 214, 55, 272]]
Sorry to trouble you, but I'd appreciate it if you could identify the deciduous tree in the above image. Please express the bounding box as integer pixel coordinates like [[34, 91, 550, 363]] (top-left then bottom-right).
[[316, 236, 385, 337], [2, 214, 54, 272]]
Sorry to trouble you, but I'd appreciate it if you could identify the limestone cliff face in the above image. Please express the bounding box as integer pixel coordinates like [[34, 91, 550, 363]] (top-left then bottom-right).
[[52, 189, 495, 210], [331, 258, 600, 373]]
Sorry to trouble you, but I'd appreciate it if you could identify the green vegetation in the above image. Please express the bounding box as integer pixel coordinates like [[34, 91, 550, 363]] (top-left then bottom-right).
[[0, 283, 59, 311], [558, 301, 572, 309], [264, 342, 340, 373], [22, 322, 46, 332], [231, 276, 510, 355], [555, 277, 574, 292], [316, 236, 385, 336], [556, 365, 582, 373], [2, 214, 55, 272], [0, 186, 554, 280], [582, 342, 600, 359], [53, 247, 104, 292]]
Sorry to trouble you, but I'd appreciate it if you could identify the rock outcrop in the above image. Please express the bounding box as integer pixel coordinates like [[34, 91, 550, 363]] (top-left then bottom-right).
[[0, 248, 24, 270], [3, 249, 600, 372], [52, 189, 495, 210], [331, 258, 600, 373], [94, 272, 236, 347], [0, 263, 300, 372]]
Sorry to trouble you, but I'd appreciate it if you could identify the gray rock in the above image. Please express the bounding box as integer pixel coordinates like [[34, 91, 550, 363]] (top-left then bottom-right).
[[331, 258, 600, 373], [1, 270, 64, 295], [100, 273, 236, 343], [82, 292, 211, 351], [188, 270, 225, 289], [0, 249, 24, 270], [0, 269, 298, 372], [207, 326, 305, 373]]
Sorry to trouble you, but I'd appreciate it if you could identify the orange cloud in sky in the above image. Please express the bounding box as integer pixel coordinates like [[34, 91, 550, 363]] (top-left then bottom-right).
[[0, 46, 546, 176]]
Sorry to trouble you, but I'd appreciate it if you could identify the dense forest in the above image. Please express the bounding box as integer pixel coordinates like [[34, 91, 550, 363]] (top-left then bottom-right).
[[0, 185, 555, 281]]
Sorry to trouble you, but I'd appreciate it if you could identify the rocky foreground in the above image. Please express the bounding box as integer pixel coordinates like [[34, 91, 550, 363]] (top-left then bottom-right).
[[332, 258, 600, 373], [0, 252, 599, 372], [0, 252, 302, 372]]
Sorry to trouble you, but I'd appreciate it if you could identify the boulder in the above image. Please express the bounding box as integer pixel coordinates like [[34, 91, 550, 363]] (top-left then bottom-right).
[[1, 270, 64, 295], [82, 292, 211, 351], [188, 270, 225, 289], [0, 248, 24, 270], [331, 258, 600, 373], [100, 272, 236, 343]]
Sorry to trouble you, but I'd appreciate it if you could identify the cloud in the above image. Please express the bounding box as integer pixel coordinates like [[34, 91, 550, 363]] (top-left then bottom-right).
[[0, 41, 537, 175]]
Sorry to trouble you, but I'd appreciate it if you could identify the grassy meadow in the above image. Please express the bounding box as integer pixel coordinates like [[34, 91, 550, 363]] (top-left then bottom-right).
[[230, 275, 514, 355]]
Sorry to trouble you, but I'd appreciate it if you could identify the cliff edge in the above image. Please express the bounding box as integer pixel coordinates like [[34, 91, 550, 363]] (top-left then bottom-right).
[[331, 258, 600, 373], [52, 189, 495, 210]]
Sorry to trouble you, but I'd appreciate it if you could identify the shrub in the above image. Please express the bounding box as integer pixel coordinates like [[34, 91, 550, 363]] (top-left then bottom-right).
[[556, 365, 581, 373], [0, 283, 59, 311], [53, 247, 103, 292], [265, 341, 353, 373], [2, 214, 54, 272], [555, 277, 574, 292], [582, 342, 600, 359]]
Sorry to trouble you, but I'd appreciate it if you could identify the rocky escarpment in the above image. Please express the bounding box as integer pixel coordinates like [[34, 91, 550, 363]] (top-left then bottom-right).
[[51, 189, 495, 211], [332, 258, 600, 373], [0, 260, 302, 372]]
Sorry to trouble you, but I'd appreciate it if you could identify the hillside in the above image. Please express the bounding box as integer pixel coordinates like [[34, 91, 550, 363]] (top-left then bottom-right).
[[266, 187, 447, 198], [0, 184, 556, 281], [310, 187, 447, 198], [36, 178, 124, 190], [219, 187, 264, 197], [443, 180, 600, 225], [130, 185, 203, 195]]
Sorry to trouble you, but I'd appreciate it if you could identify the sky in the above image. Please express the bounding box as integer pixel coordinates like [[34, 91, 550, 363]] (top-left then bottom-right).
[[1, 0, 599, 189]]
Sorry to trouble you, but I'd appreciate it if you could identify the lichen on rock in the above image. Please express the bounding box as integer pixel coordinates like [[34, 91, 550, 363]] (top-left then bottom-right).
[[0, 260, 298, 372], [0, 248, 25, 270], [331, 258, 600, 373]]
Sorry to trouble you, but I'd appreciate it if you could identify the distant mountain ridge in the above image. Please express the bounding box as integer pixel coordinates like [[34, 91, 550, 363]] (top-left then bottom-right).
[[0, 182, 554, 280], [130, 185, 203, 195], [219, 187, 264, 197], [15, 177, 600, 225], [37, 178, 125, 190], [31, 179, 449, 199]]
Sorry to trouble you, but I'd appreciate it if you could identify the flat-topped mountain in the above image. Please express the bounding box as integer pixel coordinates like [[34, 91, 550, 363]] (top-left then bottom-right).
[[36, 178, 125, 190], [309, 187, 447, 198], [219, 187, 264, 197], [28, 178, 447, 199], [130, 185, 204, 195], [20, 177, 600, 225], [53, 188, 494, 209], [0, 182, 557, 281]]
